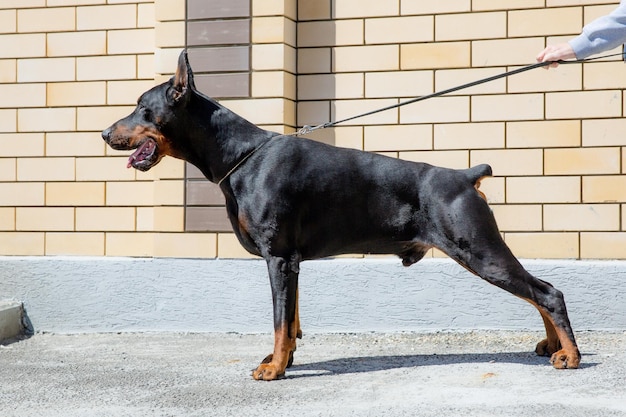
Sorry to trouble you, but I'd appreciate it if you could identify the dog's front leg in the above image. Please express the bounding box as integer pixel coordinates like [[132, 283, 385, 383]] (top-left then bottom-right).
[[252, 255, 299, 381]]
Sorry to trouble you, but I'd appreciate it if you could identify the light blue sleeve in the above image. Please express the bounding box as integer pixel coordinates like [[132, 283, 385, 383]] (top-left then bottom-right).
[[569, 0, 626, 59]]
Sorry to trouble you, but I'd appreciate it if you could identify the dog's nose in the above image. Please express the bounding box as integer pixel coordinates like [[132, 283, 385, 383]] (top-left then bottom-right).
[[102, 127, 111, 142]]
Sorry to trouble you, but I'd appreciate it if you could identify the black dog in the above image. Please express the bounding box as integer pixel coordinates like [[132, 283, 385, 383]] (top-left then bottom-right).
[[102, 50, 580, 380]]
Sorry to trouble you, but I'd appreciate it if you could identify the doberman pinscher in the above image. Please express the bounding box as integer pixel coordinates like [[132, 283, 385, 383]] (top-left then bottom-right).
[[102, 50, 580, 380]]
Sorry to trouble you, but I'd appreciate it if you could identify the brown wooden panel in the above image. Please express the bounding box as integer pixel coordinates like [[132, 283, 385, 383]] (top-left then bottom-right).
[[188, 46, 249, 72], [187, 19, 250, 46], [186, 207, 232, 232], [187, 0, 250, 19], [186, 180, 225, 206]]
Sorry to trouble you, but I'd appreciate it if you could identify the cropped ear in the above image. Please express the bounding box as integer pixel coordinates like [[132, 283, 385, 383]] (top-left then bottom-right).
[[169, 49, 195, 104]]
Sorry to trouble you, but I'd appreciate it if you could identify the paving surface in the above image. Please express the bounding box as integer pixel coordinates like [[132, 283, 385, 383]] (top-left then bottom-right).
[[1, 331, 625, 416]]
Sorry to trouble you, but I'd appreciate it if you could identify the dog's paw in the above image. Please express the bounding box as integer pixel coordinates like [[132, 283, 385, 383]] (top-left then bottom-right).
[[550, 349, 581, 369], [252, 362, 285, 381], [535, 338, 560, 357]]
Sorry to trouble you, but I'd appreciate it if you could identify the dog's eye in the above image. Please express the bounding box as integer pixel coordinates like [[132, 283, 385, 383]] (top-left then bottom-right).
[[141, 106, 152, 121]]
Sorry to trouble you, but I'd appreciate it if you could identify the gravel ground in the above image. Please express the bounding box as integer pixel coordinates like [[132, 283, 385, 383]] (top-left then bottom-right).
[[0, 331, 624, 417]]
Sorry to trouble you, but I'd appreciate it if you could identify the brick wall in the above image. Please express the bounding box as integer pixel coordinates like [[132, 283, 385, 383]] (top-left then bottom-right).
[[0, 0, 624, 259]]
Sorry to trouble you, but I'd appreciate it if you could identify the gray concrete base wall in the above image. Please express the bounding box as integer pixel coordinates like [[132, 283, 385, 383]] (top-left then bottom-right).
[[1, 256, 625, 333]]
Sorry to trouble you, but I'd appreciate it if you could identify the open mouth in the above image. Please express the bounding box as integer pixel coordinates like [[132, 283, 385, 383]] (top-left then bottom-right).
[[127, 138, 158, 171]]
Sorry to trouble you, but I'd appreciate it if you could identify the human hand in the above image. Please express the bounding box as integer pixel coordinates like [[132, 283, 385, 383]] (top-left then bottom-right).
[[536, 43, 576, 69]]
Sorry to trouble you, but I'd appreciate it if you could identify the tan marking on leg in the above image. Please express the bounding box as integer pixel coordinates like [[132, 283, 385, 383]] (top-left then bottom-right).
[[252, 324, 297, 381]]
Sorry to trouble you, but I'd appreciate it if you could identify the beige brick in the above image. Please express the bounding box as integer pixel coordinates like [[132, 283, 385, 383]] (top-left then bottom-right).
[[507, 63, 581, 93], [472, 94, 543, 122], [298, 73, 363, 100], [155, 21, 185, 48], [436, 12, 505, 41], [46, 182, 104, 206], [107, 80, 156, 105], [400, 150, 469, 169], [17, 157, 75, 181], [105, 232, 154, 257], [218, 233, 260, 258], [106, 181, 154, 206], [366, 16, 433, 44], [78, 106, 136, 132], [252, 71, 296, 100], [491, 204, 542, 231], [333, 126, 363, 150], [18, 108, 76, 133], [0, 232, 44, 256], [222, 98, 295, 126], [47, 31, 107, 57], [77, 55, 136, 81], [334, 0, 398, 18], [138, 54, 156, 79], [76, 207, 135, 231], [0, 133, 44, 157], [138, 3, 155, 28], [547, 91, 622, 119], [509, 7, 581, 37], [153, 207, 184, 232], [504, 232, 579, 259], [333, 99, 399, 126], [581, 232, 626, 259], [47, 132, 105, 157], [0, 158, 15, 181], [154, 47, 184, 75], [0, 109, 16, 132], [298, 20, 363, 47], [153, 233, 217, 258], [507, 120, 580, 148], [138, 156, 185, 180], [548, 0, 613, 7], [17, 57, 75, 82], [47, 0, 105, 5], [583, 119, 626, 147], [583, 176, 626, 203], [252, 44, 296, 72], [366, 71, 432, 99], [471, 149, 543, 176], [584, 61, 626, 90], [401, 0, 470, 15], [400, 96, 469, 124], [77, 5, 137, 30], [297, 101, 329, 126], [155, 0, 185, 21], [76, 157, 135, 181], [0, 208, 14, 231], [545, 147, 620, 175], [472, 38, 544, 66], [154, 180, 185, 206], [545, 204, 619, 231], [297, 48, 330, 74], [0, 10, 16, 34], [18, 7, 75, 33], [0, 59, 16, 83], [478, 176, 505, 204], [108, 29, 155, 54], [0, 183, 44, 206], [298, 0, 330, 20], [507, 176, 581, 204], [334, 45, 399, 72], [364, 124, 432, 152], [434, 122, 504, 150], [253, 16, 296, 46], [46, 232, 104, 256], [0, 34, 45, 58], [435, 68, 505, 96], [401, 42, 470, 70], [473, 0, 544, 11], [136, 207, 154, 231], [16, 207, 74, 231], [253, 0, 296, 19], [47, 82, 106, 107]]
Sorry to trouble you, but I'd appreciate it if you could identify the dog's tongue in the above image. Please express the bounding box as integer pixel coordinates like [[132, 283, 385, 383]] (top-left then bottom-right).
[[127, 140, 155, 168]]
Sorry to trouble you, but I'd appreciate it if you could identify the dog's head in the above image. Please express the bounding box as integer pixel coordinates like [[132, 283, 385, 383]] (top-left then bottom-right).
[[102, 50, 195, 171]]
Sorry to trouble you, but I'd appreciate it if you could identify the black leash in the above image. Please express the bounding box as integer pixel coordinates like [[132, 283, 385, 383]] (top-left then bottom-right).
[[295, 53, 624, 136]]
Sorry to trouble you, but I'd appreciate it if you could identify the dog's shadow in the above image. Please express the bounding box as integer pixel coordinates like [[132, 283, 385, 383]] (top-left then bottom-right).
[[287, 352, 598, 378]]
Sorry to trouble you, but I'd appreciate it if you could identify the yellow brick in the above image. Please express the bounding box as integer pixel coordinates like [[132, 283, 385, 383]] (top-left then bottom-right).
[[155, 21, 185, 48], [507, 63, 581, 93], [0, 208, 14, 231], [47, 0, 105, 5], [508, 7, 581, 37], [583, 176, 626, 203], [400, 96, 469, 124], [583, 119, 626, 147], [434, 122, 504, 150], [0, 59, 16, 83], [401, 0, 469, 14], [298, 20, 363, 47], [0, 183, 44, 206], [47, 132, 105, 157], [0, 159, 15, 181], [138, 54, 156, 79], [547, 91, 622, 119], [253, 0, 297, 19], [47, 31, 107, 57], [155, 0, 185, 21], [0, 10, 16, 34], [253, 16, 296, 46], [365, 71, 432, 99], [16, 207, 74, 231], [297, 48, 330, 74], [506, 120, 580, 148], [154, 180, 185, 206], [153, 206, 184, 232], [107, 80, 157, 105], [252, 71, 296, 100], [18, 7, 75, 33], [581, 232, 626, 259], [333, 99, 399, 126], [472, 94, 543, 122], [218, 233, 260, 258], [584, 4, 620, 23], [77, 55, 136, 81], [334, 0, 398, 18], [0, 34, 45, 59], [251, 44, 296, 72], [333, 126, 363, 150], [436, 68, 505, 96], [401, 42, 470, 70], [400, 150, 468, 169], [334, 45, 399, 72], [298, 0, 330, 20], [138, 3, 155, 28], [136, 207, 154, 231], [364, 124, 432, 152], [366, 16, 433, 44], [584, 62, 626, 90], [77, 5, 137, 30], [473, 0, 544, 10], [545, 204, 619, 231], [507, 176, 581, 204], [436, 12, 505, 41], [76, 157, 136, 181], [108, 28, 155, 54], [545, 147, 620, 175], [548, 0, 611, 7], [76, 207, 135, 231], [479, 176, 505, 204], [504, 232, 579, 259], [472, 38, 544, 66], [0, 133, 44, 157], [154, 233, 217, 258], [491, 204, 542, 231], [298, 73, 363, 100], [17, 157, 75, 181], [17, 57, 75, 82], [0, 232, 44, 256], [46, 182, 105, 206], [18, 108, 76, 133], [106, 181, 154, 206], [471, 149, 543, 176], [46, 232, 104, 256], [105, 232, 154, 257], [78, 106, 135, 131], [47, 82, 106, 107], [222, 98, 294, 126], [0, 109, 16, 132]]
